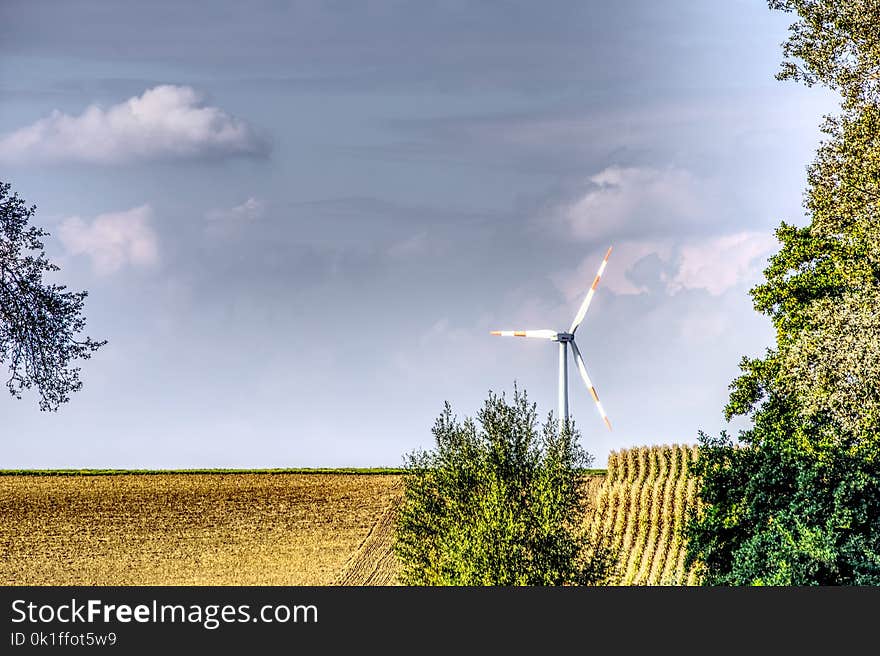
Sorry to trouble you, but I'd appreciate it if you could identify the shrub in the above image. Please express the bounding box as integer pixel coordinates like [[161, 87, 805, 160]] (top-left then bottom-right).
[[393, 386, 615, 585]]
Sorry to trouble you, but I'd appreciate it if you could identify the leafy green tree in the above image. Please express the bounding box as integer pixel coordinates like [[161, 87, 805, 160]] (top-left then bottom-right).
[[686, 1, 880, 585], [394, 386, 615, 585], [0, 181, 105, 411]]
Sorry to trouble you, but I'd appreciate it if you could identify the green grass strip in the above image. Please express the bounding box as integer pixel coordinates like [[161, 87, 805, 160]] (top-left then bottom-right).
[[0, 467, 607, 477], [0, 467, 406, 476]]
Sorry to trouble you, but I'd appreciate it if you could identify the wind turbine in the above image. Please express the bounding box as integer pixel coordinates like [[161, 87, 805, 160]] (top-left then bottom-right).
[[490, 246, 613, 434]]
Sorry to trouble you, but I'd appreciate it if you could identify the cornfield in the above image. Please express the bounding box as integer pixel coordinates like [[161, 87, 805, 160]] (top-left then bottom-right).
[[587, 444, 701, 586]]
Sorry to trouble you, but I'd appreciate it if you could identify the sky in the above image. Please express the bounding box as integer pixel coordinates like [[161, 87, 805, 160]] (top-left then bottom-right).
[[0, 1, 838, 469]]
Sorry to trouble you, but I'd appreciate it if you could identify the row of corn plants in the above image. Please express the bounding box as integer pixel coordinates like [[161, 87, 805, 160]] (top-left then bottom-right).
[[587, 444, 701, 585]]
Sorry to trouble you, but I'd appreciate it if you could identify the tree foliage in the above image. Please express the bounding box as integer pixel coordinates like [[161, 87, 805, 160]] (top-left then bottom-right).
[[770, 0, 880, 108], [0, 181, 105, 411], [394, 387, 615, 585], [686, 1, 880, 584]]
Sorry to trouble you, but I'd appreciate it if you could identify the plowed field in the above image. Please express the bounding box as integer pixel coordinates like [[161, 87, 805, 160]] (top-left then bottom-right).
[[0, 473, 400, 585]]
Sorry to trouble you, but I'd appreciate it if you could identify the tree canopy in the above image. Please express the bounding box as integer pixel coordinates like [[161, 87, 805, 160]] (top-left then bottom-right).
[[686, 1, 880, 584], [0, 181, 105, 411]]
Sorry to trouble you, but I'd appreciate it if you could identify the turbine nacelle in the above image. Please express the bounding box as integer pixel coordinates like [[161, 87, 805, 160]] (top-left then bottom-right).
[[554, 332, 574, 343]]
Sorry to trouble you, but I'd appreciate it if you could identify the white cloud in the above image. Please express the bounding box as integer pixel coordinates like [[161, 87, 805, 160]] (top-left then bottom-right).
[[667, 231, 775, 295], [557, 231, 775, 302], [559, 166, 705, 240], [554, 240, 671, 303], [204, 197, 265, 239], [205, 197, 265, 223], [59, 205, 159, 275], [0, 85, 267, 164], [550, 164, 775, 298], [584, 241, 671, 297]]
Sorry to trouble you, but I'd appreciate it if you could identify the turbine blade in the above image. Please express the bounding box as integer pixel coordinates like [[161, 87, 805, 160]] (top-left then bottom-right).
[[570, 340, 612, 431], [490, 330, 557, 339], [569, 246, 612, 334]]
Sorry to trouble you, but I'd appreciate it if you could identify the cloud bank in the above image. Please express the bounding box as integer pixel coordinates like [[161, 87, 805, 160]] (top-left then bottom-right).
[[558, 232, 775, 301], [667, 232, 776, 295], [0, 85, 267, 164], [552, 165, 777, 299]]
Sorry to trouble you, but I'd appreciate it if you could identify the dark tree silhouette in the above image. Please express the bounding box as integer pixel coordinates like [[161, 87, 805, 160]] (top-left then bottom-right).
[[0, 181, 105, 411]]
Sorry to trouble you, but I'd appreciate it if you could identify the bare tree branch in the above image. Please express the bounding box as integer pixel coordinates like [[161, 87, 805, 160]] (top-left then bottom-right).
[[0, 180, 106, 411]]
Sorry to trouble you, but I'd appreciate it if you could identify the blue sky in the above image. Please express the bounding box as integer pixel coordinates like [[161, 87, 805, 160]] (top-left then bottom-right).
[[1, 1, 836, 468]]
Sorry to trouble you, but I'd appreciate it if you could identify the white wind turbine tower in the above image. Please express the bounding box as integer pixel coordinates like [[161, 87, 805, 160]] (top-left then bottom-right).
[[491, 247, 613, 434]]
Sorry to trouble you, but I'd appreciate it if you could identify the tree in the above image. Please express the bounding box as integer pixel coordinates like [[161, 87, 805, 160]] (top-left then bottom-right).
[[393, 386, 615, 585], [0, 181, 105, 411], [685, 1, 880, 585]]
